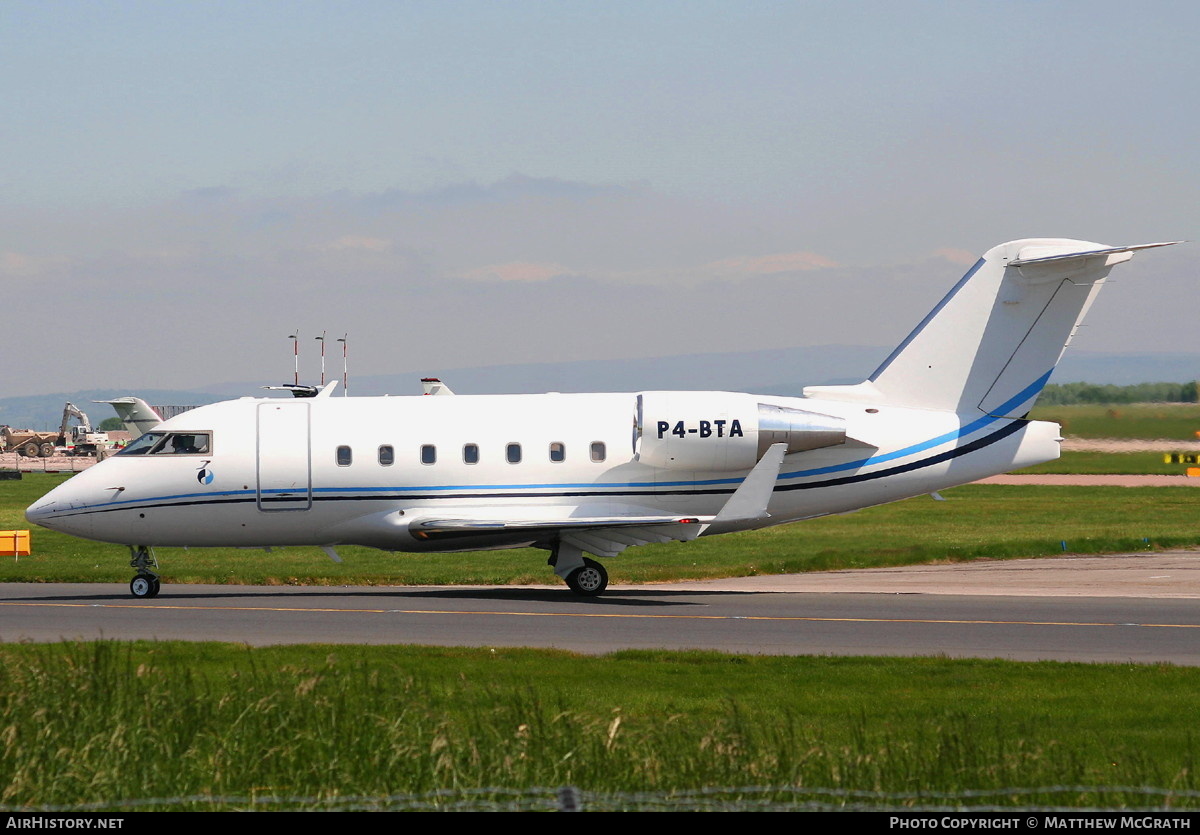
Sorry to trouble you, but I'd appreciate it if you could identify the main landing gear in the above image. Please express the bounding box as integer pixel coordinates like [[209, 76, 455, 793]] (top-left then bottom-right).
[[128, 545, 161, 599], [549, 542, 609, 597], [566, 559, 608, 596]]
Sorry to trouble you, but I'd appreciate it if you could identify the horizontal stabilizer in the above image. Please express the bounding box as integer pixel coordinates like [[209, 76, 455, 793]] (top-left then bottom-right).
[[1009, 241, 1181, 266]]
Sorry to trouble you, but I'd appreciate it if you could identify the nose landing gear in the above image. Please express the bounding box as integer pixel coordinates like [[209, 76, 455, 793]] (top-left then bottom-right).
[[128, 545, 161, 599], [130, 573, 161, 598]]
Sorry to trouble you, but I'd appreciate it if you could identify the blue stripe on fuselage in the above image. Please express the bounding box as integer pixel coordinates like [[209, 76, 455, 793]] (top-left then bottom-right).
[[41, 373, 1051, 517]]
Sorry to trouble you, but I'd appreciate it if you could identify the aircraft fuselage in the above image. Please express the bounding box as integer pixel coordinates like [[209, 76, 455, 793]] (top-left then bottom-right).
[[27, 389, 1060, 553], [27, 237, 1178, 597]]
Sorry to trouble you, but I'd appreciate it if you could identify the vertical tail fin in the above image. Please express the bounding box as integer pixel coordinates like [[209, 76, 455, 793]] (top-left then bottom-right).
[[94, 397, 163, 440], [805, 239, 1180, 416]]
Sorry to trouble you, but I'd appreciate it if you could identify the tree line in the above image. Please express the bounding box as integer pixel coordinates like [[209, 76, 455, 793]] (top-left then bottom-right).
[[1038, 381, 1199, 405]]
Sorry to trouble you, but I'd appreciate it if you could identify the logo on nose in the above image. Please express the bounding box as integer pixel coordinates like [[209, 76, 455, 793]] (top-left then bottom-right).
[[197, 461, 214, 485]]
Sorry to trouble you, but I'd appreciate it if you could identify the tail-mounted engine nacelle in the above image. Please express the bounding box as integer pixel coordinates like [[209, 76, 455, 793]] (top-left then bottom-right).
[[635, 392, 846, 471]]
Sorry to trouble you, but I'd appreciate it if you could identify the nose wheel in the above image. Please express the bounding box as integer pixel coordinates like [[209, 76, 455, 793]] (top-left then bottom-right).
[[130, 572, 161, 599], [128, 545, 161, 599]]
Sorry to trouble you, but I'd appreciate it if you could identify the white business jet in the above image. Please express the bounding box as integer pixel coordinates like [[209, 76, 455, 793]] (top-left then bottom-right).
[[27, 238, 1179, 598]]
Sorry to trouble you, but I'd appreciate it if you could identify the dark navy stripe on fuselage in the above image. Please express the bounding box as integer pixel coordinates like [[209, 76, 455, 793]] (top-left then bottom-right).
[[42, 419, 1029, 520]]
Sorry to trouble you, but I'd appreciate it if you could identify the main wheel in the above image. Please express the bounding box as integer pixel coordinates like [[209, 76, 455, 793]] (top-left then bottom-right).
[[566, 558, 608, 597], [39, 443, 54, 458], [130, 573, 161, 599], [21, 442, 38, 458]]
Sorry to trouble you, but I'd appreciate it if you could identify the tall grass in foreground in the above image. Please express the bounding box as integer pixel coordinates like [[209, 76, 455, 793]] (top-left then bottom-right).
[[1, 643, 1197, 811]]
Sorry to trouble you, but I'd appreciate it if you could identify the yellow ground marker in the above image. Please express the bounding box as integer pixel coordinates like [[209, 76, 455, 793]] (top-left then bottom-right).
[[0, 530, 30, 558]]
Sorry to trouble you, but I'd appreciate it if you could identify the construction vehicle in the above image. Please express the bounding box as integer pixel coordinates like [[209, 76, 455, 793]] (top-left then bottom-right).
[[58, 402, 109, 456], [1, 403, 111, 458], [1, 426, 59, 458]]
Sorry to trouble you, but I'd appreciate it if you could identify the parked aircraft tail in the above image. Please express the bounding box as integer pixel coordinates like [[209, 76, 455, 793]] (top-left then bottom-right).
[[95, 397, 164, 440], [805, 239, 1180, 416]]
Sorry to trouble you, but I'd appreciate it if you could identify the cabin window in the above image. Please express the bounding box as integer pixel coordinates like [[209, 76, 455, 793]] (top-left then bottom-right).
[[336, 445, 352, 466], [549, 442, 565, 463], [378, 445, 394, 466], [118, 432, 212, 456], [506, 442, 522, 464], [421, 444, 437, 465], [590, 441, 606, 463], [463, 443, 479, 464]]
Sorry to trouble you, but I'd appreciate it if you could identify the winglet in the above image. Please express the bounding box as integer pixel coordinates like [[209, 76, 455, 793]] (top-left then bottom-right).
[[710, 443, 786, 529]]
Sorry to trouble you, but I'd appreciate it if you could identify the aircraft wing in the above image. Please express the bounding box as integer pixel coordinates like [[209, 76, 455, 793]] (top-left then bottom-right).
[[406, 443, 790, 557], [411, 514, 707, 556]]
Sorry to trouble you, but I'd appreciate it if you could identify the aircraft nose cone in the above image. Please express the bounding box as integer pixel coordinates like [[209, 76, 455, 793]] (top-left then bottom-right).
[[25, 491, 92, 538], [24, 499, 56, 526]]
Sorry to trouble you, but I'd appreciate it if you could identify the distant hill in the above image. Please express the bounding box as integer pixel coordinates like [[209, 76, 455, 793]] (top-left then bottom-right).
[[3, 347, 1196, 429], [198, 344, 892, 399]]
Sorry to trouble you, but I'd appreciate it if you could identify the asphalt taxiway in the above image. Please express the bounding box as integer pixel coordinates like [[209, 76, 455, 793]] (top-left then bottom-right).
[[1, 550, 1197, 664]]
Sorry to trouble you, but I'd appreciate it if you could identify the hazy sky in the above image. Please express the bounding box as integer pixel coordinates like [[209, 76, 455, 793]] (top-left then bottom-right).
[[2, 1, 1197, 396]]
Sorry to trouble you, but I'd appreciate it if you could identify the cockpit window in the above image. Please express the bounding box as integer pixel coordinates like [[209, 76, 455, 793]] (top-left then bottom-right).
[[118, 432, 212, 456], [118, 433, 164, 455]]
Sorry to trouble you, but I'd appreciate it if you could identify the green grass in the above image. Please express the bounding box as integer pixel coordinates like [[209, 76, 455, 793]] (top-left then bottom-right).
[[1029, 402, 1200, 440], [3, 453, 1198, 810], [0, 642, 1197, 811], [4, 473, 1200, 586]]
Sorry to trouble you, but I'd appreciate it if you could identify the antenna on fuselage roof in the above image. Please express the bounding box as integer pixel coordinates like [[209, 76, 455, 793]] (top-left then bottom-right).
[[287, 330, 300, 386], [315, 331, 327, 386], [284, 330, 348, 396], [337, 334, 348, 397]]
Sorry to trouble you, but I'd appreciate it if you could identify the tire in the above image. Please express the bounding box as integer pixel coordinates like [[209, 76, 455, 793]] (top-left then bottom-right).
[[39, 443, 54, 458], [21, 443, 39, 458], [130, 574, 161, 599], [566, 558, 608, 597]]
